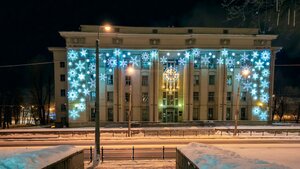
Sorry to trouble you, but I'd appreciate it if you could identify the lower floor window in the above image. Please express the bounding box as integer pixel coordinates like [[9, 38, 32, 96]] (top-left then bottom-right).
[[193, 108, 199, 120], [141, 108, 149, 121], [208, 108, 214, 120], [107, 108, 113, 121]]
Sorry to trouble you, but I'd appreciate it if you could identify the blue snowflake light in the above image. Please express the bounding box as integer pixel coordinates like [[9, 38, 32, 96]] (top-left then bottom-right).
[[160, 56, 168, 64], [69, 110, 79, 120], [201, 55, 210, 65], [178, 57, 186, 65]]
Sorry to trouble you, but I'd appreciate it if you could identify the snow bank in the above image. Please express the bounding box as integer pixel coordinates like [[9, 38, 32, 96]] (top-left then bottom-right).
[[178, 143, 290, 169], [0, 145, 82, 169]]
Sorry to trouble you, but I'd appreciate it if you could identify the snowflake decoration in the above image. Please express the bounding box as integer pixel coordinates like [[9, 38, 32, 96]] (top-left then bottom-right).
[[141, 52, 150, 62], [243, 82, 252, 91], [235, 73, 242, 81], [262, 69, 270, 77], [221, 49, 228, 56], [255, 60, 264, 70], [250, 89, 257, 96], [68, 90, 78, 101], [260, 80, 269, 89], [252, 51, 259, 59], [259, 111, 268, 121], [78, 73, 85, 81], [192, 48, 200, 57], [184, 51, 190, 58], [216, 57, 224, 64], [252, 107, 260, 116], [83, 88, 90, 96], [226, 57, 235, 67], [260, 93, 269, 103], [69, 69, 77, 78], [261, 50, 270, 61], [130, 56, 139, 67], [99, 73, 106, 81], [89, 63, 96, 73], [178, 57, 186, 65], [75, 60, 85, 71], [227, 78, 232, 85], [113, 49, 121, 56], [252, 73, 259, 80], [70, 79, 79, 88], [77, 103, 86, 111], [107, 57, 117, 68], [69, 110, 79, 120], [88, 78, 96, 89], [240, 52, 249, 62], [80, 49, 87, 57], [241, 65, 251, 74], [160, 56, 168, 64], [119, 60, 127, 68], [201, 55, 210, 65], [150, 50, 158, 58], [68, 50, 78, 61]]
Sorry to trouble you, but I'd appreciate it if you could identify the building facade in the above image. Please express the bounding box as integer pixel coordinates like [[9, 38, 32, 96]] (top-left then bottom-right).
[[49, 25, 278, 125]]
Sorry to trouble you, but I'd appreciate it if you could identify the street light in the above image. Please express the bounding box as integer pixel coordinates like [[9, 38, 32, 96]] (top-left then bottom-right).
[[94, 24, 111, 165], [233, 68, 250, 136], [126, 65, 134, 137]]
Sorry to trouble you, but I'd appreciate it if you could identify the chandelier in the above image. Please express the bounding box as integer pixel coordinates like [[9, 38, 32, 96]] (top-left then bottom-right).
[[163, 66, 179, 94]]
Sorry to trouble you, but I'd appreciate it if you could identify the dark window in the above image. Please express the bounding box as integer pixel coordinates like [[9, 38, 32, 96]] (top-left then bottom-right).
[[125, 93, 130, 103], [227, 75, 232, 85], [60, 74, 65, 81], [61, 104, 66, 112], [60, 89, 66, 97], [240, 108, 247, 120], [194, 75, 200, 85], [188, 29, 193, 33], [125, 76, 131, 85], [208, 108, 214, 120], [114, 28, 120, 32], [107, 92, 113, 102], [226, 108, 231, 120], [142, 92, 149, 103], [152, 29, 158, 33], [223, 29, 228, 34], [227, 92, 232, 101], [193, 92, 199, 101], [142, 76, 148, 86], [209, 75, 215, 85], [241, 92, 247, 101], [193, 108, 199, 120], [90, 91, 96, 101], [107, 108, 113, 121], [208, 92, 215, 102], [141, 108, 149, 121], [107, 75, 113, 85], [90, 108, 95, 121], [60, 62, 65, 68]]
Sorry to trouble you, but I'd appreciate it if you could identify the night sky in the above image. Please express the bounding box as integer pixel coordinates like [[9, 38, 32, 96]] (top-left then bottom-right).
[[1, 0, 300, 102]]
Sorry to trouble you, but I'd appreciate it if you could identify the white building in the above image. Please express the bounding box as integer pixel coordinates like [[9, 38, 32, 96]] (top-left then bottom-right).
[[49, 25, 278, 126]]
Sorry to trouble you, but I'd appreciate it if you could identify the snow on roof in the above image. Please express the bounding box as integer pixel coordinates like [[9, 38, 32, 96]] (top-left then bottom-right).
[[178, 143, 290, 169], [0, 145, 83, 169]]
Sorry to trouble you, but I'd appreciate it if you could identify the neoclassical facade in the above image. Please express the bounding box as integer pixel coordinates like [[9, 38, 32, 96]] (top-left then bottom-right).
[[49, 25, 278, 125]]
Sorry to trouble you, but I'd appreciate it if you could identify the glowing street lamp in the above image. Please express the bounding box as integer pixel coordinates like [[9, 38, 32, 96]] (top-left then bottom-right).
[[126, 65, 134, 137], [233, 68, 250, 136]]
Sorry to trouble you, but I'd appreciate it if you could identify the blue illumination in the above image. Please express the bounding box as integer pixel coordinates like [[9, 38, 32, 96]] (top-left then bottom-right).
[[201, 55, 210, 65]]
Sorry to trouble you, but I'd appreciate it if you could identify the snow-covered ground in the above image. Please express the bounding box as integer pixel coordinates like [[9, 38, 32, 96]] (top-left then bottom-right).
[[91, 160, 175, 169]]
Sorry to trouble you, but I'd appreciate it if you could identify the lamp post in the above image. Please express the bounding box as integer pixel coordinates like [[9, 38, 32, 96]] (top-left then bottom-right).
[[94, 25, 111, 165], [233, 68, 250, 136], [126, 65, 134, 137]]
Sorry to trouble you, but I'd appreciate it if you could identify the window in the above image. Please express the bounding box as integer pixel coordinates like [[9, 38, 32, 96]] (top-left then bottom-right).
[[125, 76, 131, 85], [226, 108, 231, 120], [188, 29, 193, 33], [193, 108, 199, 120], [227, 92, 232, 101], [141, 108, 149, 121], [60, 89, 66, 97], [60, 62, 65, 68], [193, 92, 199, 101], [107, 92, 113, 102], [208, 108, 214, 120], [61, 104, 66, 112], [194, 75, 199, 85], [125, 93, 130, 103], [227, 75, 232, 85], [142, 76, 148, 86], [60, 74, 65, 81], [142, 92, 149, 103], [209, 75, 215, 85], [240, 108, 247, 120], [107, 108, 113, 121], [90, 108, 95, 121], [241, 92, 247, 101], [208, 92, 214, 102], [90, 91, 96, 101], [194, 61, 201, 69], [107, 75, 113, 85]]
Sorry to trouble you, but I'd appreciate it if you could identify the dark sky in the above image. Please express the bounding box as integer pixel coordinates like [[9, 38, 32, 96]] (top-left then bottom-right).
[[1, 0, 300, 99]]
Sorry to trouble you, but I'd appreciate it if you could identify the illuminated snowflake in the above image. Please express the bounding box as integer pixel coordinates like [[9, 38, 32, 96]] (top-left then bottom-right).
[[160, 56, 168, 64], [77, 103, 86, 111], [68, 90, 78, 101], [75, 60, 85, 71], [141, 52, 150, 62], [150, 50, 158, 58], [261, 50, 270, 61], [69, 110, 79, 120], [119, 60, 127, 68], [184, 51, 190, 58], [227, 78, 232, 85], [241, 65, 251, 73], [240, 52, 249, 62], [259, 111, 268, 121], [226, 57, 235, 67], [69, 69, 77, 78], [260, 80, 269, 89], [252, 51, 259, 59], [192, 48, 200, 57], [88, 78, 96, 89], [235, 73, 242, 81], [80, 49, 88, 57], [113, 49, 121, 56], [250, 89, 257, 96], [255, 60, 264, 70], [216, 57, 224, 64], [68, 50, 78, 61], [178, 57, 186, 65], [89, 63, 96, 72], [201, 55, 210, 65], [130, 56, 139, 67], [83, 88, 90, 96], [99, 73, 106, 81], [243, 82, 252, 91], [78, 73, 85, 81], [107, 57, 117, 68], [260, 93, 269, 103], [262, 69, 270, 77], [252, 73, 259, 80], [252, 106, 260, 115], [221, 49, 228, 56], [70, 79, 79, 88]]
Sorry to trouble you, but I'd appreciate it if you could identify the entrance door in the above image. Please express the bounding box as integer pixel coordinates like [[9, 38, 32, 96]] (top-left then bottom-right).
[[162, 108, 178, 123], [166, 110, 174, 122]]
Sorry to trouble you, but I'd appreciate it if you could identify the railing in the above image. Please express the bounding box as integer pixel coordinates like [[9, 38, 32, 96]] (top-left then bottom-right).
[[176, 148, 199, 169]]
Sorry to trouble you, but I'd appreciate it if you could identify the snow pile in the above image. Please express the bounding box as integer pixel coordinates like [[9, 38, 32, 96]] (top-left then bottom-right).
[[178, 143, 290, 169], [0, 145, 82, 169]]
